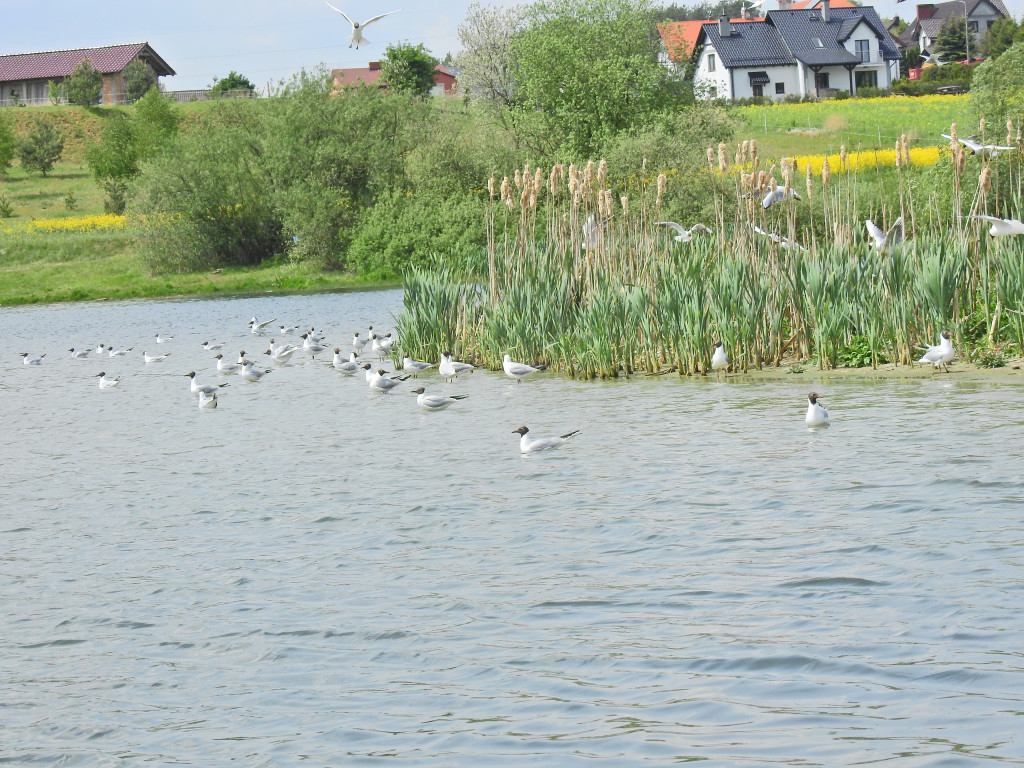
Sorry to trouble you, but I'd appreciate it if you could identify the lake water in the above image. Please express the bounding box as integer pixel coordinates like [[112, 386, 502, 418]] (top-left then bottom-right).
[[2, 289, 1023, 766]]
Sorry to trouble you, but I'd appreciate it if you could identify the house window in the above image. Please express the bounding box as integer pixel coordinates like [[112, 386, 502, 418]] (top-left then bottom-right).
[[815, 72, 830, 89], [968, 20, 978, 32], [814, 37, 824, 48], [855, 39, 870, 62], [776, 82, 785, 94], [709, 86, 718, 98], [855, 70, 878, 89], [707, 53, 716, 72]]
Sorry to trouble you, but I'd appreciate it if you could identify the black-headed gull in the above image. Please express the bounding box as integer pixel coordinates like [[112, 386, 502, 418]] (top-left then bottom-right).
[[68, 347, 90, 359], [155, 333, 173, 344], [186, 371, 229, 397], [368, 368, 409, 393], [711, 341, 728, 373], [411, 387, 468, 411], [265, 339, 300, 363], [202, 340, 226, 351], [805, 392, 829, 427], [333, 349, 360, 374], [278, 324, 300, 336], [107, 345, 132, 357], [512, 426, 580, 453], [918, 330, 954, 371], [96, 371, 119, 388], [968, 214, 1024, 237], [865, 216, 904, 252], [751, 223, 805, 252], [942, 133, 1014, 157], [439, 351, 475, 381], [21, 352, 46, 365], [352, 332, 368, 355], [249, 317, 277, 334], [238, 360, 272, 381], [197, 390, 219, 409], [402, 356, 436, 375], [582, 214, 607, 251], [214, 354, 241, 374], [301, 333, 326, 359], [761, 185, 802, 209], [93, 344, 106, 354], [503, 354, 547, 383], [143, 350, 171, 363], [656, 221, 711, 243], [370, 332, 396, 360], [325, 2, 400, 48]]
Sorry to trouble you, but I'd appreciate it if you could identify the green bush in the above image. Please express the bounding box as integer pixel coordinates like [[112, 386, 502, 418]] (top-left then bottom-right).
[[0, 109, 15, 172], [65, 58, 103, 106], [16, 118, 65, 177]]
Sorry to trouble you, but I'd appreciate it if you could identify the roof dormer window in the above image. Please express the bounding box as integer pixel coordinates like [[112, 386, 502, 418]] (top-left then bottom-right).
[[815, 37, 824, 47]]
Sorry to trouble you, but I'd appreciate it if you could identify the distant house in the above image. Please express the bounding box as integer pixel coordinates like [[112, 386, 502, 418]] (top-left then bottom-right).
[[330, 61, 458, 96], [692, 1, 901, 100], [898, 0, 1009, 58], [0, 42, 174, 107]]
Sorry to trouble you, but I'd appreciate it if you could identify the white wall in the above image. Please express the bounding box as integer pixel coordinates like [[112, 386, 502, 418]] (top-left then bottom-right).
[[694, 43, 731, 99], [731, 65, 802, 100]]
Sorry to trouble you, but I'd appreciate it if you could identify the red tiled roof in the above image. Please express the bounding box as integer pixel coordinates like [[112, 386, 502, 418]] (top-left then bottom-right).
[[331, 63, 458, 91], [791, 0, 858, 8], [0, 43, 174, 81], [658, 19, 764, 62]]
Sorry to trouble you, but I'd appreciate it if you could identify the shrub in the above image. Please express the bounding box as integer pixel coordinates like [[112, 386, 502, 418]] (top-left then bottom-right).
[[0, 193, 13, 218], [123, 58, 157, 104], [65, 58, 103, 106], [0, 109, 15, 172], [16, 118, 65, 176]]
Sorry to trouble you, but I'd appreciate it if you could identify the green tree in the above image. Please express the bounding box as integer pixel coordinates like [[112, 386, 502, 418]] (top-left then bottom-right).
[[132, 87, 180, 158], [510, 0, 683, 157], [380, 43, 439, 96], [456, 3, 526, 107], [934, 17, 969, 62], [900, 44, 922, 78], [123, 57, 157, 103], [209, 71, 257, 97], [0, 109, 15, 173], [971, 40, 1024, 126], [47, 79, 61, 105], [980, 16, 1020, 59], [66, 58, 104, 105], [16, 118, 65, 177]]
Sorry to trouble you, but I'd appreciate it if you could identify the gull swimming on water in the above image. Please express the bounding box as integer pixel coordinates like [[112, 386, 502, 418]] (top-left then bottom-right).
[[155, 333, 174, 344], [197, 390, 219, 409], [402, 356, 436, 375], [410, 387, 468, 411], [512, 426, 580, 453], [107, 345, 133, 357], [265, 339, 300, 364], [214, 354, 241, 374], [21, 352, 46, 365], [805, 392, 829, 427], [918, 330, 954, 371], [968, 214, 1024, 237], [93, 344, 106, 354], [202, 340, 226, 351], [503, 354, 547, 384], [186, 371, 229, 397], [367, 367, 410, 393], [96, 371, 119, 388], [238, 360, 272, 381], [68, 347, 90, 359], [325, 2, 401, 48], [865, 216, 904, 252], [656, 221, 712, 243], [439, 351, 475, 381], [142, 350, 171, 363]]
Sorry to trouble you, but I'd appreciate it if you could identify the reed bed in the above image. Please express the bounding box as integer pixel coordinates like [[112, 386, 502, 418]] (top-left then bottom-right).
[[398, 122, 1024, 378]]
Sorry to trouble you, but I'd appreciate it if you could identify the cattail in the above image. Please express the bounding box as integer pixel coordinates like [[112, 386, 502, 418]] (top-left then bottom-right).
[[750, 139, 758, 164], [955, 146, 967, 175], [656, 172, 667, 204], [487, 175, 495, 199], [901, 133, 910, 167], [523, 162, 530, 183], [742, 140, 750, 165], [1017, 125, 1022, 146], [549, 167, 558, 198], [950, 122, 958, 143], [620, 195, 629, 216], [805, 162, 813, 200], [757, 169, 768, 191], [769, 175, 777, 192], [782, 157, 791, 195], [718, 142, 729, 173], [821, 156, 831, 186], [520, 185, 530, 210], [895, 140, 903, 170], [979, 166, 992, 193], [514, 169, 522, 189], [980, 117, 987, 134], [500, 176, 511, 205], [839, 144, 848, 168], [706, 147, 715, 167], [1008, 120, 1014, 146], [569, 172, 579, 198], [597, 159, 607, 188], [585, 160, 595, 188], [534, 168, 543, 198]]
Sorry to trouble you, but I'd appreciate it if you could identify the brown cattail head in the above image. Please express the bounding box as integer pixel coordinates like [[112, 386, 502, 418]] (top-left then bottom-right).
[[585, 160, 595, 187], [707, 147, 716, 167], [620, 195, 629, 216], [782, 158, 791, 195], [534, 168, 543, 197], [514, 169, 522, 189], [549, 167, 558, 198], [750, 139, 758, 164], [895, 140, 903, 170], [488, 175, 495, 199], [980, 166, 992, 193], [805, 162, 813, 200], [500, 176, 511, 205], [821, 156, 831, 186], [980, 117, 987, 134], [718, 142, 729, 173], [656, 172, 667, 204], [742, 139, 750, 165], [597, 159, 608, 188], [955, 146, 967, 176], [757, 169, 768, 191], [839, 145, 848, 168], [901, 133, 910, 167], [950, 122, 958, 142]]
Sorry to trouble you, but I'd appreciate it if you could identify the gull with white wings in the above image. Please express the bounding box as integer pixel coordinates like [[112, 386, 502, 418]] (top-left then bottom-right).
[[656, 221, 711, 243], [440, 351, 476, 381], [410, 387, 468, 411], [249, 317, 277, 335], [21, 352, 46, 365], [512, 426, 580, 453], [865, 216, 904, 252], [761, 185, 802, 209], [96, 371, 120, 388], [503, 354, 547, 384], [214, 354, 241, 374], [142, 350, 171, 363], [968, 214, 1024, 237], [325, 2, 400, 48], [197, 391, 219, 409], [805, 392, 829, 427], [333, 349, 361, 374], [942, 133, 1014, 158], [711, 341, 728, 375], [918, 330, 954, 371]]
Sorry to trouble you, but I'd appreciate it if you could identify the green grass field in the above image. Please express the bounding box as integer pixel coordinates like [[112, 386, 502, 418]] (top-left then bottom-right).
[[737, 94, 972, 159]]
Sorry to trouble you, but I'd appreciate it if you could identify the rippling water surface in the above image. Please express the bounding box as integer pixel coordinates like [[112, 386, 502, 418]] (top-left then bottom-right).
[[2, 290, 1023, 766]]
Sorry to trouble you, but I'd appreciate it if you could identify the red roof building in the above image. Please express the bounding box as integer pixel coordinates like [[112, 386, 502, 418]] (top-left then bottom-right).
[[658, 19, 764, 63], [331, 61, 458, 95], [0, 42, 174, 106]]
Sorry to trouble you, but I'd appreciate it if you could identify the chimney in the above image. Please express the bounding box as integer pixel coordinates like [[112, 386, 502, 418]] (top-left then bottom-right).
[[821, 0, 830, 22], [917, 4, 935, 20], [719, 14, 733, 36], [778, 0, 793, 10], [369, 61, 382, 71]]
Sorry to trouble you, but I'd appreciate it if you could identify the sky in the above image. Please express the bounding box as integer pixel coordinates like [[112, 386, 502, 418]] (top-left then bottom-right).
[[3, 0, 1024, 92]]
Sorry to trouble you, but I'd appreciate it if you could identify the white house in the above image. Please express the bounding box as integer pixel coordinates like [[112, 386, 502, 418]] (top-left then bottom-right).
[[898, 0, 1009, 58], [693, 1, 901, 100]]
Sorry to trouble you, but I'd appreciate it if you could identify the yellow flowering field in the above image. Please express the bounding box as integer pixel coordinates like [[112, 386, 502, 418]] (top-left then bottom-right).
[[792, 145, 943, 175], [2, 214, 127, 236]]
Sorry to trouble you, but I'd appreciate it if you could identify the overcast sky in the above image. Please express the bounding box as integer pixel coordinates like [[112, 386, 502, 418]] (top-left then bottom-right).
[[3, 0, 1024, 92]]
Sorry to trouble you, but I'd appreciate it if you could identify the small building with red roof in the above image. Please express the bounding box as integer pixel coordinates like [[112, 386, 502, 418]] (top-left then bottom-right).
[[0, 42, 174, 106], [331, 62, 457, 96]]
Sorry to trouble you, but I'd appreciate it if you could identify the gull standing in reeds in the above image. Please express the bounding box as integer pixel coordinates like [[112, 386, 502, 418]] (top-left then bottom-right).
[[968, 214, 1024, 237], [761, 185, 802, 209], [918, 330, 954, 371], [503, 354, 547, 384], [402, 356, 436, 375], [142, 350, 171, 364], [805, 393, 830, 427], [96, 371, 120, 388], [325, 3, 401, 48], [214, 354, 241, 374], [941, 133, 1014, 158], [68, 348, 90, 359], [512, 426, 580, 453], [21, 352, 46, 365], [410, 387, 468, 411], [865, 216, 904, 253], [333, 349, 360, 374], [439, 351, 475, 381], [186, 371, 229, 398], [711, 341, 728, 376], [656, 221, 711, 243], [582, 214, 607, 250]]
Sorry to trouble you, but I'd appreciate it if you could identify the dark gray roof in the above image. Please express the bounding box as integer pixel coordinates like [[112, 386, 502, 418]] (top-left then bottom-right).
[[768, 7, 901, 64], [699, 21, 795, 68], [902, 0, 1009, 48]]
